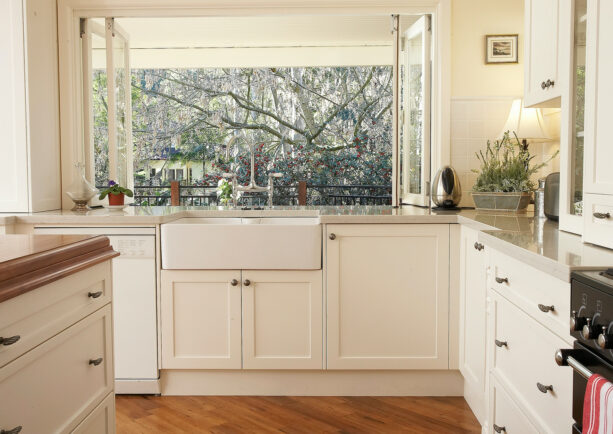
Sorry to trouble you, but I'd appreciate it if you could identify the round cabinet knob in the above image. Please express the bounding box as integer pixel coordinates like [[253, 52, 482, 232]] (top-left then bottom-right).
[[329, 233, 336, 240], [474, 242, 484, 251], [583, 318, 598, 340], [598, 326, 613, 349], [243, 279, 251, 286], [547, 79, 555, 88], [541, 81, 547, 89], [230, 279, 239, 287], [571, 311, 588, 332]]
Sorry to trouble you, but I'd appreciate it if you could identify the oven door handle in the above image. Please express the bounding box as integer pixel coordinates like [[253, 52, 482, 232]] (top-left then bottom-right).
[[555, 349, 593, 380]]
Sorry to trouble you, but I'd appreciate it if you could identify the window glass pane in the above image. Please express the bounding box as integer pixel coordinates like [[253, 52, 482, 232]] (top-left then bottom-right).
[[112, 35, 129, 188], [407, 31, 424, 195], [571, 0, 586, 215]]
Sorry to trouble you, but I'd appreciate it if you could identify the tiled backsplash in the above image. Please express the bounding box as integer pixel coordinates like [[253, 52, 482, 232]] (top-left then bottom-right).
[[450, 97, 560, 207]]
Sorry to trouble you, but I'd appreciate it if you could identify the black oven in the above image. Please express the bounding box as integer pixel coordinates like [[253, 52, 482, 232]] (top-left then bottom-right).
[[556, 269, 613, 433]]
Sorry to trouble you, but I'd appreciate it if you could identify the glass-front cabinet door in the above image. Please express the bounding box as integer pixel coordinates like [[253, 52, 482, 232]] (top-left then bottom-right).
[[559, 0, 586, 234]]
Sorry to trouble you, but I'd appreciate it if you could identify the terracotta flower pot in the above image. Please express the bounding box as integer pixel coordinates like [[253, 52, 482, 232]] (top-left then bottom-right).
[[108, 192, 125, 206]]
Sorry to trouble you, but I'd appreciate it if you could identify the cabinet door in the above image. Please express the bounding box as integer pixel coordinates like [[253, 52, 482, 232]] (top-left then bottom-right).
[[72, 392, 115, 434], [326, 224, 449, 369], [161, 270, 242, 369], [524, 0, 562, 107], [489, 375, 539, 434], [459, 226, 488, 425], [242, 270, 323, 369], [583, 0, 613, 195]]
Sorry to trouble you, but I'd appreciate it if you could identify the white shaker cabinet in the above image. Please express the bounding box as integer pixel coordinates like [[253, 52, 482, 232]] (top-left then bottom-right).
[[524, 0, 566, 107], [161, 270, 243, 369], [326, 224, 449, 370], [0, 0, 61, 212], [242, 270, 323, 369], [459, 226, 488, 425]]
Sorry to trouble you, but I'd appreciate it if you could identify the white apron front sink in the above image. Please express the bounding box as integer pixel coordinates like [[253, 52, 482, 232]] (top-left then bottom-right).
[[161, 217, 321, 270]]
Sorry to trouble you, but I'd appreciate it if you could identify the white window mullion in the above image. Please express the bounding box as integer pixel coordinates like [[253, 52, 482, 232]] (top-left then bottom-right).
[[105, 17, 118, 183]]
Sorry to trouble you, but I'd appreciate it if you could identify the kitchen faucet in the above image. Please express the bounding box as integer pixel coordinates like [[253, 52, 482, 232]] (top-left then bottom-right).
[[223, 143, 282, 207]]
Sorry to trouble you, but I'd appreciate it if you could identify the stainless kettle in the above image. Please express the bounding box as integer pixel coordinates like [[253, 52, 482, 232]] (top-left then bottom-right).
[[431, 166, 462, 208]]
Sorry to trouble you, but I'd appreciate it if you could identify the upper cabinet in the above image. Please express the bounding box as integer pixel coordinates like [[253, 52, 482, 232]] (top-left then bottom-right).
[[524, 0, 565, 107], [0, 0, 61, 212]]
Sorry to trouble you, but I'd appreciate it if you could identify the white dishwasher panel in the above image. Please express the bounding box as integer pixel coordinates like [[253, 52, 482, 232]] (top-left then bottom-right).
[[33, 227, 158, 393]]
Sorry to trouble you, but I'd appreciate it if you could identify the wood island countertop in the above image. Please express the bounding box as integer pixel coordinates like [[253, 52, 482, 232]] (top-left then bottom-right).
[[0, 234, 119, 303]]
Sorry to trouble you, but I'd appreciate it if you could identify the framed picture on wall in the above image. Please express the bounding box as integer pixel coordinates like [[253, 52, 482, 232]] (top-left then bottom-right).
[[485, 34, 518, 64]]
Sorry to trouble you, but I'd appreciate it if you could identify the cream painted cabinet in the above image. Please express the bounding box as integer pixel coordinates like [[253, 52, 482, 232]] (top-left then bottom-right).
[[0, 0, 61, 212], [459, 226, 488, 425], [242, 270, 323, 369], [524, 0, 565, 107], [161, 270, 242, 369], [326, 224, 449, 370]]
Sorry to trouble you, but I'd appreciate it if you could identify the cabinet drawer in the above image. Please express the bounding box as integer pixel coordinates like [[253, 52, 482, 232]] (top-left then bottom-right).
[[0, 261, 111, 368], [489, 249, 570, 341], [491, 295, 573, 433], [72, 392, 115, 434], [583, 193, 613, 250], [0, 305, 113, 434], [489, 375, 538, 434]]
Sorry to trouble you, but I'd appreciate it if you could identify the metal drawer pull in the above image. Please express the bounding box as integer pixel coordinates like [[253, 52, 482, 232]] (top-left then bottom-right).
[[230, 279, 239, 286], [1, 427, 23, 434], [0, 336, 20, 346], [594, 212, 611, 220], [538, 304, 555, 313], [243, 279, 251, 287], [536, 382, 553, 393], [495, 277, 509, 284], [474, 242, 484, 251], [493, 424, 506, 433], [495, 339, 508, 348], [88, 291, 103, 299], [89, 357, 103, 366], [329, 233, 336, 240]]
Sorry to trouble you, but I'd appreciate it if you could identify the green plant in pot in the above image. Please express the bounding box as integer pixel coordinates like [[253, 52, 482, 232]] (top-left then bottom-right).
[[471, 132, 557, 212], [98, 180, 133, 206]]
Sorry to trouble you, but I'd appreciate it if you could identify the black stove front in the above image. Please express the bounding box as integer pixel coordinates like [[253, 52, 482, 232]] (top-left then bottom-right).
[[560, 269, 613, 433]]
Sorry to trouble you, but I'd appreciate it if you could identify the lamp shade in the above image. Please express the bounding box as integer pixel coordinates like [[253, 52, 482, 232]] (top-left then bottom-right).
[[497, 99, 551, 142]]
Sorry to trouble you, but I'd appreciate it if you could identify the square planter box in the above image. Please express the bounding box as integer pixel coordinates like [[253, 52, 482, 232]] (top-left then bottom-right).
[[470, 191, 532, 213]]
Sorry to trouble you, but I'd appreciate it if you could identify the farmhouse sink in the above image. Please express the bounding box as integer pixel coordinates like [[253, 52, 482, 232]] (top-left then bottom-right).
[[161, 217, 321, 269]]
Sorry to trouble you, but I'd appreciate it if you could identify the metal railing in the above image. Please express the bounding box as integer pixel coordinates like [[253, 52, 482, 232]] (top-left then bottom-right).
[[130, 182, 391, 206]]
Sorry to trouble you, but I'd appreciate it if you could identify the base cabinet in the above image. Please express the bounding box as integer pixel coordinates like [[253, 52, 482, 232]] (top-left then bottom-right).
[[489, 375, 539, 434], [72, 392, 116, 434], [161, 270, 242, 369], [326, 224, 450, 369]]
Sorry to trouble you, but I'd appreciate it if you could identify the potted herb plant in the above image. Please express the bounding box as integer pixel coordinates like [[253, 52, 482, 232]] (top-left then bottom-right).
[[98, 180, 133, 206], [471, 132, 557, 212]]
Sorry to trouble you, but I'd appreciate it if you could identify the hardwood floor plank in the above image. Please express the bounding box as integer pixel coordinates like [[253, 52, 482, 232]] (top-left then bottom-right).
[[116, 396, 480, 433]]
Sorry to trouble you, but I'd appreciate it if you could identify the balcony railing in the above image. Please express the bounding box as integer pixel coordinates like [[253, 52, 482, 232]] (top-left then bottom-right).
[[130, 181, 391, 206]]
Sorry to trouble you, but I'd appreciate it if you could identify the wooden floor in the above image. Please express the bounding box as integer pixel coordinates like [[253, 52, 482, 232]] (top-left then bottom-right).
[[116, 395, 480, 433]]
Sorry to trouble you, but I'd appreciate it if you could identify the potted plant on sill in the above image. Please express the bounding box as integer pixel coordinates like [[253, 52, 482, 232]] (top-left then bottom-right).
[[98, 180, 134, 206], [470, 132, 556, 213]]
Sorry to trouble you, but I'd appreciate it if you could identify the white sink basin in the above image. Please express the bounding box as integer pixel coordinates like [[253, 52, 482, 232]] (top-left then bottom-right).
[[161, 217, 321, 269]]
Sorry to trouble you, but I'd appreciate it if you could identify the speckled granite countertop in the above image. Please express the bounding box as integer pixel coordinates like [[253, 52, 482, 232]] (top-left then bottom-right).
[[2, 205, 613, 281]]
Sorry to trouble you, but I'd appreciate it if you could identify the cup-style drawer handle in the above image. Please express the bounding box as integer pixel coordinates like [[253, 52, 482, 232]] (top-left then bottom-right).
[[0, 336, 20, 346], [495, 339, 508, 348], [243, 279, 251, 287], [495, 277, 509, 284], [537, 382, 553, 393], [329, 233, 336, 240], [1, 427, 23, 434], [230, 279, 239, 286], [594, 212, 611, 220], [474, 242, 484, 251], [493, 424, 506, 433], [88, 291, 103, 299], [89, 357, 103, 366], [538, 304, 555, 313]]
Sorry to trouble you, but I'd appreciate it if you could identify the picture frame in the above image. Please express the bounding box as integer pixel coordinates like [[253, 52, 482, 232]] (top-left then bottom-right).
[[485, 34, 518, 64]]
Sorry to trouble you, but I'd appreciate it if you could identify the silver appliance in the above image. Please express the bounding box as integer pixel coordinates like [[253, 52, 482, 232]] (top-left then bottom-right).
[[431, 165, 462, 208], [544, 172, 560, 221]]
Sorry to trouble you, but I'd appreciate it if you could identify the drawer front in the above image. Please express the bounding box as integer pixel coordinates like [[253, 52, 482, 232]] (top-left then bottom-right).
[[489, 375, 539, 434], [492, 295, 573, 433], [584, 193, 613, 249], [72, 392, 115, 434], [0, 261, 111, 368], [0, 305, 113, 434], [489, 249, 570, 341]]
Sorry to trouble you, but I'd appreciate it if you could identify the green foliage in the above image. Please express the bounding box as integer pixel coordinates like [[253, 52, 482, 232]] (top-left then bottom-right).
[[472, 132, 557, 193], [98, 181, 134, 200], [216, 179, 233, 205]]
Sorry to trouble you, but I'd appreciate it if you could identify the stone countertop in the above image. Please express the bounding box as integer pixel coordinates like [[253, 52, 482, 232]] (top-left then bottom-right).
[[2, 205, 613, 281]]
